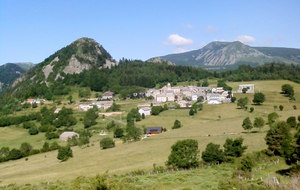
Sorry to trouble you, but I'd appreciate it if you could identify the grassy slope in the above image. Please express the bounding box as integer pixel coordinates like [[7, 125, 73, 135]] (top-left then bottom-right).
[[0, 80, 299, 186]]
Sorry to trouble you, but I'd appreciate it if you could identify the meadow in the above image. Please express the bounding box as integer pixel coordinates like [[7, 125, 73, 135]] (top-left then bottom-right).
[[0, 80, 299, 188]]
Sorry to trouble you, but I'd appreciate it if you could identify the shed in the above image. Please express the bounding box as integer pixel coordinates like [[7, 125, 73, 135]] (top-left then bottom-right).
[[59, 131, 79, 141], [146, 127, 163, 135]]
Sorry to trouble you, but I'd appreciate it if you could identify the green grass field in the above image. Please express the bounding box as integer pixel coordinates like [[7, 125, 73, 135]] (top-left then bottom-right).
[[0, 80, 299, 187]]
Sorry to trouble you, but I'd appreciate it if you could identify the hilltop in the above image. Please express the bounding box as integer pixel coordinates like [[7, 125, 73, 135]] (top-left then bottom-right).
[[149, 41, 300, 70]]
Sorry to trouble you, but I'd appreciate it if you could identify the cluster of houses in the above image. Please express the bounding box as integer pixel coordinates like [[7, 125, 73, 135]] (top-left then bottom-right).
[[145, 83, 231, 106], [78, 91, 115, 111], [25, 98, 45, 104]]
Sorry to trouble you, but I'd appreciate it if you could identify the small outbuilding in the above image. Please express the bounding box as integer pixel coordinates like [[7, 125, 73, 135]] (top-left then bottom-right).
[[138, 107, 151, 116], [146, 127, 163, 135], [59, 131, 79, 141]]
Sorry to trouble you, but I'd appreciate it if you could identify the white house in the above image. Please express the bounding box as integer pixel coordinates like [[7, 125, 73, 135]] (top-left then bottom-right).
[[78, 104, 93, 111], [138, 107, 151, 116], [156, 94, 167, 103], [177, 100, 189, 108], [101, 91, 114, 100], [208, 99, 221, 104], [59, 131, 79, 141], [192, 94, 198, 101], [166, 91, 175, 102]]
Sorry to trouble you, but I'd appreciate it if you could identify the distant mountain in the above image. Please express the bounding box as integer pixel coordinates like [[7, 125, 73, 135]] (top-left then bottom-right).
[[0, 62, 34, 89], [149, 41, 300, 70]]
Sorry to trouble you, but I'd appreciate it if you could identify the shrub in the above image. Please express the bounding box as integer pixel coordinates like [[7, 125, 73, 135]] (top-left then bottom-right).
[[114, 127, 124, 138], [83, 108, 98, 128], [279, 105, 284, 111], [239, 155, 255, 172], [242, 117, 253, 132], [286, 116, 297, 128], [100, 137, 115, 149], [45, 132, 59, 140], [166, 139, 199, 169], [231, 97, 236, 103], [50, 141, 60, 150], [268, 112, 279, 125], [28, 126, 39, 135], [237, 97, 248, 109], [8, 149, 23, 160], [151, 106, 163, 115], [223, 138, 247, 158], [189, 108, 194, 116], [252, 92, 265, 105], [57, 146, 73, 161], [23, 122, 35, 129], [41, 142, 50, 152], [249, 107, 254, 113], [20, 142, 32, 157], [253, 117, 265, 130], [172, 120, 182, 129], [202, 143, 224, 164]]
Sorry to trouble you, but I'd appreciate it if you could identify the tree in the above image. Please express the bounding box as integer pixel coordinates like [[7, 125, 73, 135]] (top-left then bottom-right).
[[242, 117, 253, 132], [124, 126, 142, 142], [202, 79, 209, 87], [268, 112, 279, 125], [201, 143, 225, 164], [281, 84, 294, 99], [240, 155, 255, 172], [223, 138, 247, 158], [20, 142, 32, 157], [286, 116, 297, 128], [253, 92, 265, 105], [279, 105, 284, 111], [231, 97, 236, 103], [237, 97, 248, 109], [249, 107, 254, 113], [265, 121, 291, 156], [8, 149, 22, 160], [189, 108, 195, 116], [172, 120, 182, 129], [41, 142, 50, 152], [57, 146, 73, 161], [242, 87, 248, 94], [28, 126, 39, 135], [83, 108, 98, 128], [0, 147, 10, 162], [67, 95, 73, 104], [141, 113, 145, 119], [100, 137, 115, 149], [166, 139, 199, 169], [253, 117, 265, 131], [114, 127, 124, 138], [151, 106, 163, 115]]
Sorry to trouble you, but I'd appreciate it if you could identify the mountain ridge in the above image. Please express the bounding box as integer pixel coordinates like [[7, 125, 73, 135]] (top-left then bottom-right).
[[149, 41, 300, 70]]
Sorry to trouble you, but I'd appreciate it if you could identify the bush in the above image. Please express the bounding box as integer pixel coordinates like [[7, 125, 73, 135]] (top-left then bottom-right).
[[279, 105, 284, 111], [286, 116, 297, 128], [100, 137, 115, 149], [201, 143, 224, 164], [57, 146, 73, 161], [23, 122, 35, 129], [20, 142, 32, 157], [50, 141, 60, 150], [268, 112, 279, 125], [242, 117, 253, 132], [237, 97, 248, 109], [45, 132, 59, 140], [166, 139, 199, 169], [239, 155, 255, 172], [223, 138, 247, 158], [114, 127, 124, 138], [8, 149, 23, 160], [28, 126, 39, 135], [172, 120, 182, 129], [41, 142, 50, 152], [151, 106, 163, 116], [249, 107, 254, 113], [83, 108, 98, 128], [231, 97, 236, 103], [253, 117, 265, 130], [252, 92, 265, 105], [189, 108, 195, 116]]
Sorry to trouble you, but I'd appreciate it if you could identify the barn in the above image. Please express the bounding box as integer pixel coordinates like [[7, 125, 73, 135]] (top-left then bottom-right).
[[146, 127, 163, 135]]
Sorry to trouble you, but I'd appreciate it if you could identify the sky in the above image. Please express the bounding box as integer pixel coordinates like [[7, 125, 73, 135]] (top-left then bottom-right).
[[0, 0, 300, 64]]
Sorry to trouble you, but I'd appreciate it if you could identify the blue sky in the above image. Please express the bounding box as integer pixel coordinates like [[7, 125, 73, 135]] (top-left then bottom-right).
[[0, 0, 299, 64]]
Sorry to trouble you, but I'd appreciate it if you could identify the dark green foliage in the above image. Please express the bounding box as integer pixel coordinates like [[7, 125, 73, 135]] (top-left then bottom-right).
[[41, 142, 50, 152], [45, 132, 59, 140], [267, 112, 279, 125], [23, 122, 35, 129], [237, 97, 248, 109], [242, 117, 253, 132], [298, 115, 300, 122], [231, 97, 236, 103], [252, 92, 265, 105], [286, 116, 297, 128], [279, 105, 284, 111], [57, 146, 73, 161], [20, 142, 32, 157], [249, 107, 254, 113], [141, 113, 145, 119], [172, 119, 182, 129], [83, 108, 98, 128], [123, 125, 142, 142], [32, 102, 38, 108], [28, 126, 39, 135], [202, 79, 209, 87], [53, 107, 77, 128], [242, 87, 248, 94], [151, 106, 163, 116], [265, 121, 292, 156], [223, 138, 247, 158], [100, 137, 115, 149], [0, 112, 40, 127], [239, 155, 255, 172], [106, 102, 121, 112], [217, 80, 232, 91], [8, 149, 22, 160], [189, 108, 195, 116], [106, 121, 116, 131], [114, 127, 124, 138], [50, 141, 60, 150], [253, 117, 265, 130], [126, 108, 142, 124], [281, 84, 294, 99], [166, 139, 199, 169], [67, 136, 78, 147], [202, 143, 225, 164], [78, 88, 91, 98]]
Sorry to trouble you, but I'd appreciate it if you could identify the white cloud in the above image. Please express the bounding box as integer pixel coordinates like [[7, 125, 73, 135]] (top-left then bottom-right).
[[235, 35, 256, 43], [166, 34, 193, 46]]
